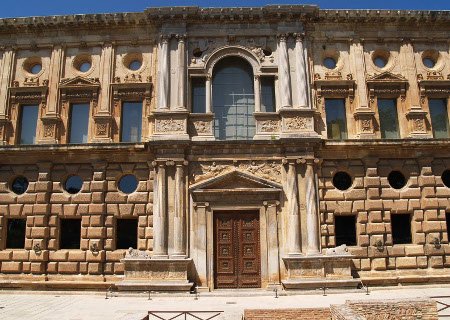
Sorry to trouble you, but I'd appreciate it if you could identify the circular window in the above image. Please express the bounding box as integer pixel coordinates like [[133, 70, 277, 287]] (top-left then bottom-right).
[[323, 57, 337, 69], [73, 54, 93, 73], [65, 175, 83, 194], [79, 62, 91, 73], [23, 57, 43, 75], [118, 175, 138, 194], [333, 171, 352, 191], [374, 56, 387, 68], [128, 60, 142, 71], [11, 176, 29, 195], [388, 171, 407, 189], [30, 63, 42, 75], [263, 48, 272, 57], [193, 48, 202, 58], [441, 170, 450, 188], [422, 57, 436, 69]]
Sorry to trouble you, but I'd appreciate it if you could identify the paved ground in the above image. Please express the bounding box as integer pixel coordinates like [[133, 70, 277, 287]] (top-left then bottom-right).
[[0, 285, 449, 319]]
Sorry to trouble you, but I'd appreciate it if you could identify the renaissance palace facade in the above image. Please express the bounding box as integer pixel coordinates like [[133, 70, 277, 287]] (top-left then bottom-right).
[[0, 5, 449, 291]]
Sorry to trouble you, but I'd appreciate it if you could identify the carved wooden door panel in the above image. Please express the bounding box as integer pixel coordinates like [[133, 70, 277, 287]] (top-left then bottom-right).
[[214, 211, 261, 289]]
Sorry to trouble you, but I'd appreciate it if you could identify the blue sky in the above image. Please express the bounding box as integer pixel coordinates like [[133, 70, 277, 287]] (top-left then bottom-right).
[[0, 0, 448, 18]]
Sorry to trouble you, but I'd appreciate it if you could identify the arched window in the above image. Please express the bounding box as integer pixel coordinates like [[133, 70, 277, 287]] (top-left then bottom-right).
[[212, 57, 255, 140]]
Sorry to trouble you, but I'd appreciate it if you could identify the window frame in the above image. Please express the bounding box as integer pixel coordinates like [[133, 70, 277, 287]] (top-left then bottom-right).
[[334, 214, 357, 247], [68, 102, 91, 144], [391, 213, 413, 245], [376, 98, 401, 139], [115, 217, 138, 250], [428, 98, 449, 138], [59, 218, 82, 250], [120, 100, 143, 143], [5, 218, 27, 249]]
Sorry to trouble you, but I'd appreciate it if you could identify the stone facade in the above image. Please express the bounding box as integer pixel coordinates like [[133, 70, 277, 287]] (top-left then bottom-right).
[[0, 5, 449, 290]]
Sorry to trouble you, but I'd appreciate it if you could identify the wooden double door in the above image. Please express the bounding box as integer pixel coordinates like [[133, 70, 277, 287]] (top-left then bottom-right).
[[214, 211, 261, 288]]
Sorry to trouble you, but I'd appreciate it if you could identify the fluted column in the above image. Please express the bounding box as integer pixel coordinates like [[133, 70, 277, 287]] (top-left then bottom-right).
[[176, 35, 186, 110], [0, 47, 15, 120], [158, 35, 170, 110], [285, 159, 301, 255], [278, 34, 292, 109], [152, 162, 168, 258], [303, 158, 320, 255], [205, 75, 212, 113], [173, 161, 187, 257], [295, 34, 308, 109], [254, 75, 261, 112]]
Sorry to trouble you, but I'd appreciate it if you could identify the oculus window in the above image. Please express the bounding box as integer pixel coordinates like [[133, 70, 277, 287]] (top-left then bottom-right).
[[260, 77, 276, 113], [118, 175, 138, 194], [6, 219, 26, 249], [391, 214, 412, 245], [335, 215, 357, 246], [121, 102, 142, 142], [378, 99, 400, 139], [212, 56, 255, 140], [11, 176, 29, 195], [325, 99, 347, 140], [116, 218, 138, 249], [191, 77, 206, 113], [69, 103, 90, 143], [429, 99, 449, 138], [60, 219, 81, 249], [65, 175, 83, 194], [442, 170, 450, 188], [388, 171, 407, 189], [333, 172, 352, 191], [19, 105, 39, 145]]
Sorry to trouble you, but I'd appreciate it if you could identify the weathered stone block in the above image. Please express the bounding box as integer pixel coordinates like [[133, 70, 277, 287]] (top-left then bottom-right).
[[49, 251, 68, 261], [87, 227, 106, 238], [396, 257, 417, 269], [127, 192, 148, 203], [58, 262, 79, 273], [88, 204, 105, 214], [67, 251, 86, 261], [1, 261, 22, 273], [12, 250, 29, 261], [429, 256, 444, 268], [404, 245, 424, 256], [372, 258, 386, 270]]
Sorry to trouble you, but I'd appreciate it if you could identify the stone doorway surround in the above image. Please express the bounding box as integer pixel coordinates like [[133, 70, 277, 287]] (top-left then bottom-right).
[[189, 170, 282, 291]]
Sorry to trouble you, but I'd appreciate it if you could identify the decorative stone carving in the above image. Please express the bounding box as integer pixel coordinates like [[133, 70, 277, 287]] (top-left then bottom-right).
[[284, 116, 312, 131], [259, 120, 280, 133], [361, 119, 372, 132], [239, 161, 282, 183], [192, 120, 211, 134], [96, 123, 108, 136], [43, 124, 55, 138], [155, 118, 185, 133], [190, 162, 231, 183], [413, 118, 425, 132], [325, 244, 350, 255], [126, 248, 150, 259]]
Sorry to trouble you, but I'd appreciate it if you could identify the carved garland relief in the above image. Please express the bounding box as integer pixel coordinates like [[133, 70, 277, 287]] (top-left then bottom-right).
[[259, 120, 280, 133], [284, 116, 313, 132], [155, 118, 185, 133]]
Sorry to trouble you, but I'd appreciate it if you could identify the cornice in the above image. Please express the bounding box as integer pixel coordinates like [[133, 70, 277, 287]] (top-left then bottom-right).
[[0, 6, 448, 32]]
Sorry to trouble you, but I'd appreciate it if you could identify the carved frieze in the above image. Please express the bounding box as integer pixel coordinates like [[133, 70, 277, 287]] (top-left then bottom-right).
[[43, 124, 55, 138], [155, 118, 185, 133], [190, 120, 212, 135], [284, 116, 313, 132], [259, 120, 280, 133]]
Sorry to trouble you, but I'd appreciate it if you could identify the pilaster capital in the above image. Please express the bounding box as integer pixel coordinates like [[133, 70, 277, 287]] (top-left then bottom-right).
[[297, 157, 322, 167], [193, 202, 209, 209], [277, 33, 289, 42], [152, 160, 168, 168], [263, 200, 280, 208], [160, 34, 171, 43], [176, 34, 187, 42], [175, 160, 189, 167], [294, 32, 305, 42]]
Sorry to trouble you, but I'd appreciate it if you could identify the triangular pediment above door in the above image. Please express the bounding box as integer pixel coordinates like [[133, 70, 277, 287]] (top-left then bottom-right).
[[190, 169, 282, 192]]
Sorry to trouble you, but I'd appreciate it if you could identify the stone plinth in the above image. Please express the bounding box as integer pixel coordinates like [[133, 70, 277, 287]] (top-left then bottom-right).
[[282, 248, 359, 289], [116, 250, 193, 291]]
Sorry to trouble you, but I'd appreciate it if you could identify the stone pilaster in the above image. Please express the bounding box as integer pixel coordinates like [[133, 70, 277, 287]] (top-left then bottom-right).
[[158, 34, 170, 111], [152, 161, 168, 258], [0, 47, 15, 144], [277, 34, 292, 109], [172, 160, 188, 258], [193, 202, 209, 289], [350, 40, 376, 139], [254, 75, 261, 113], [264, 200, 281, 286], [205, 75, 212, 114]]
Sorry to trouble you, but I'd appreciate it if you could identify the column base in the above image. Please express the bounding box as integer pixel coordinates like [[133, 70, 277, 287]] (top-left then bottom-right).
[[118, 256, 193, 292], [282, 252, 358, 290]]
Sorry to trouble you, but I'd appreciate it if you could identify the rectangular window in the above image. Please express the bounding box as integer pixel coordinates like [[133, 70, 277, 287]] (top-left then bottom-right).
[[191, 77, 206, 113], [429, 99, 449, 138], [378, 99, 400, 139], [116, 218, 138, 249], [325, 99, 347, 140], [6, 219, 26, 249], [60, 219, 81, 249], [121, 102, 142, 142], [335, 215, 357, 246], [391, 214, 412, 245], [260, 77, 276, 113], [69, 103, 90, 143], [19, 105, 39, 145]]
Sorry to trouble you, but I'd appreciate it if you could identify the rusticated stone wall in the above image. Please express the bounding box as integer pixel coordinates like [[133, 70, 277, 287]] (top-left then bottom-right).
[[319, 156, 450, 277], [0, 161, 153, 279]]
